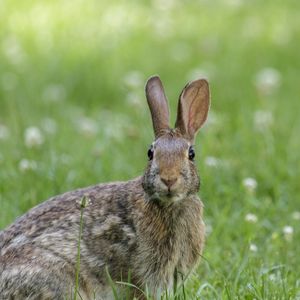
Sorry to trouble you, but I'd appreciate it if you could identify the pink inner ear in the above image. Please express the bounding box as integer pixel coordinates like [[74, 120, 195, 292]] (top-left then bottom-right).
[[187, 85, 209, 138], [187, 87, 200, 136], [175, 79, 210, 139]]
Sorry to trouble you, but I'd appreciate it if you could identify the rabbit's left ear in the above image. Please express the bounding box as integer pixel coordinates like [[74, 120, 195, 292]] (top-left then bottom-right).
[[175, 79, 210, 142], [146, 76, 170, 139]]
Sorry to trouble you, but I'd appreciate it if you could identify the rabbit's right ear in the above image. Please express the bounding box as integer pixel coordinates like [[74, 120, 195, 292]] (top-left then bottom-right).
[[145, 76, 170, 139], [175, 79, 210, 143]]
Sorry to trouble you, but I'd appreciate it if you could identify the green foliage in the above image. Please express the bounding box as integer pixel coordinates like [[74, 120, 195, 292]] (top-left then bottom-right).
[[0, 0, 299, 298]]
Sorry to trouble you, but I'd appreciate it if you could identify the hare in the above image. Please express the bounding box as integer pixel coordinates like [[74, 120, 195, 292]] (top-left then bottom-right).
[[0, 76, 210, 299]]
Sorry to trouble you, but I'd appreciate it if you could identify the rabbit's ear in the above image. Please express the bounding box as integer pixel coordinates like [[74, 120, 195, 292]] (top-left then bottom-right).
[[146, 76, 170, 138], [175, 79, 210, 142]]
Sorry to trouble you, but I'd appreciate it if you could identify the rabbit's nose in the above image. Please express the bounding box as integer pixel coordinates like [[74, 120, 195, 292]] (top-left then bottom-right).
[[161, 177, 177, 189]]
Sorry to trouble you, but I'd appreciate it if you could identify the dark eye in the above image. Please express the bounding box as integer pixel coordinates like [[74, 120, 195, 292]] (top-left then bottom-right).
[[188, 146, 195, 161], [147, 146, 154, 160]]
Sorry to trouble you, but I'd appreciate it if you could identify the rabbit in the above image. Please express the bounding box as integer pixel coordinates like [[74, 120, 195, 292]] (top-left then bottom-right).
[[0, 75, 210, 300]]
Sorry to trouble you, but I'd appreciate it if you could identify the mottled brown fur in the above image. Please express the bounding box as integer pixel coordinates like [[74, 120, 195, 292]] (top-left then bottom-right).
[[0, 76, 210, 299]]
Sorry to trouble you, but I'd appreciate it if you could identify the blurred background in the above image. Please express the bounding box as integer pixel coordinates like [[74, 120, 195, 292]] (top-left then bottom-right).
[[0, 0, 299, 298]]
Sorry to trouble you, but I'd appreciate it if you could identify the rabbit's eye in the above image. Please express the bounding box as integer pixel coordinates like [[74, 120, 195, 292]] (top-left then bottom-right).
[[188, 146, 195, 161], [147, 147, 154, 160]]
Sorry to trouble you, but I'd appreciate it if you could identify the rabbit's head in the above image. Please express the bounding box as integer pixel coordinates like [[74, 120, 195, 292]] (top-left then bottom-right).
[[142, 76, 210, 204]]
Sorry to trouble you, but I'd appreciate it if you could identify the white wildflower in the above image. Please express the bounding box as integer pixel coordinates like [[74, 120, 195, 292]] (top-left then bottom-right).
[[2, 36, 26, 65], [126, 92, 143, 108], [123, 71, 144, 89], [242, 177, 257, 192], [254, 110, 273, 131], [152, 17, 174, 39], [77, 117, 98, 138], [205, 224, 213, 236], [269, 273, 277, 282], [254, 67, 281, 96], [104, 123, 123, 141], [283, 226, 293, 242], [205, 156, 219, 167], [100, 5, 134, 36], [24, 127, 44, 148], [42, 84, 66, 102], [0, 124, 9, 140], [245, 213, 258, 223], [206, 111, 220, 127], [153, 0, 177, 11], [249, 243, 258, 252], [19, 159, 37, 172], [292, 211, 300, 220], [225, 0, 244, 8]]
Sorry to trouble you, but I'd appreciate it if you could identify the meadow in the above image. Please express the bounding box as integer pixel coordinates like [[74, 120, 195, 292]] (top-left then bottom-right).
[[0, 0, 300, 298]]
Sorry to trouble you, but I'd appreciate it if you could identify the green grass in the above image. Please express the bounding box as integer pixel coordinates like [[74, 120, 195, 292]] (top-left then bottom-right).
[[1, 0, 300, 298]]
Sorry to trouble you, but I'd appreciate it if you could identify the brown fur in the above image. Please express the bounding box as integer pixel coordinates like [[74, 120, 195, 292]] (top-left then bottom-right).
[[0, 76, 210, 299]]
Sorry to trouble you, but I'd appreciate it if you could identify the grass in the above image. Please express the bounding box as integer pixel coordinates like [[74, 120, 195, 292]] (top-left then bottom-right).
[[74, 196, 89, 300], [0, 0, 300, 299]]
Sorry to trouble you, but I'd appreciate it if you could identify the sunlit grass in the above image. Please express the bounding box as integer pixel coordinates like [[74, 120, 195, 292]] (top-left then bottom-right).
[[1, 0, 300, 298]]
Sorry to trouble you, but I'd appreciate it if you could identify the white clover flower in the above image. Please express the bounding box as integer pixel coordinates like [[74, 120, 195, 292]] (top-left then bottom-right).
[[283, 226, 294, 242], [242, 177, 258, 193], [204, 156, 219, 167], [254, 110, 273, 131], [292, 211, 300, 220], [2, 36, 26, 65], [125, 92, 143, 108], [254, 67, 281, 96], [24, 127, 44, 148], [245, 213, 258, 223], [42, 84, 66, 102], [225, 0, 244, 8], [249, 243, 258, 252], [77, 117, 98, 138], [206, 111, 220, 127], [153, 0, 177, 11], [19, 159, 37, 172], [104, 123, 124, 141], [123, 71, 144, 89], [269, 273, 277, 282], [205, 224, 213, 236], [101, 5, 134, 35], [152, 17, 174, 39], [0, 124, 10, 140]]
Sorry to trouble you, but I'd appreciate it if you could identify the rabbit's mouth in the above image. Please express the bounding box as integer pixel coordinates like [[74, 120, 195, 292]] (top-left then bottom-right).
[[148, 190, 185, 204], [166, 191, 173, 198]]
